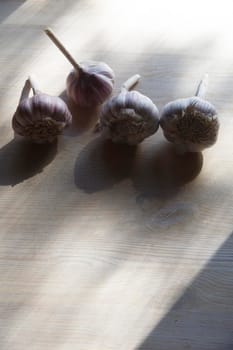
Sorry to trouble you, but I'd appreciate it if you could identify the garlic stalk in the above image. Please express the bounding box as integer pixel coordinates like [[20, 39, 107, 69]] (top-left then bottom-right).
[[44, 28, 115, 107]]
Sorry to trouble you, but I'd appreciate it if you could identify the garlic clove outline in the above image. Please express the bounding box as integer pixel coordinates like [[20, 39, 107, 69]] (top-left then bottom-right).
[[160, 74, 219, 153], [44, 28, 115, 108], [98, 74, 160, 145], [12, 76, 72, 143]]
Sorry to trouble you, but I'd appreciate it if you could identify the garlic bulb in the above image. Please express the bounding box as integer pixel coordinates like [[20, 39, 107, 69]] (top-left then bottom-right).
[[45, 28, 115, 107], [97, 74, 159, 145], [160, 74, 219, 152], [12, 76, 72, 143]]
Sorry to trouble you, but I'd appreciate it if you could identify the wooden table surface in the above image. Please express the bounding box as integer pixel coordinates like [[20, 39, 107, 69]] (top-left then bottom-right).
[[0, 1, 233, 349]]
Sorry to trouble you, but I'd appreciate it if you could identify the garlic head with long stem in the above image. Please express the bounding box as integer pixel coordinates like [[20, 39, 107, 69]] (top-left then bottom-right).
[[44, 28, 115, 108]]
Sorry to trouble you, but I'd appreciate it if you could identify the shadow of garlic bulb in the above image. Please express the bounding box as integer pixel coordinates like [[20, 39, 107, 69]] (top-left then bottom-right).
[[12, 76, 72, 143], [160, 74, 219, 153], [97, 74, 159, 145], [45, 28, 114, 107]]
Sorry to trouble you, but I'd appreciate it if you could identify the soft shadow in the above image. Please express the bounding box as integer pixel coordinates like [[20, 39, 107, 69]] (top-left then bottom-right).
[[74, 136, 137, 193], [0, 1, 26, 23], [59, 90, 100, 136], [0, 138, 57, 186], [133, 141, 203, 200], [137, 232, 233, 350]]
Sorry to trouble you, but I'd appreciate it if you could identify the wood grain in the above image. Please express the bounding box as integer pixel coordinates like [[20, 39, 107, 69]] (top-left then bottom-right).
[[0, 1, 233, 349]]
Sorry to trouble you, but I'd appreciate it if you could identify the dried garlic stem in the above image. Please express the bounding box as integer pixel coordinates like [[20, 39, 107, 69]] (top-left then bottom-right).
[[195, 73, 208, 98], [121, 74, 141, 92], [44, 28, 81, 75], [19, 79, 31, 102], [28, 75, 41, 95]]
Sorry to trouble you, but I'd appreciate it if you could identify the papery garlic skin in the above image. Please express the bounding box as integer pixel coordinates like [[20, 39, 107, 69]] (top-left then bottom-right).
[[99, 89, 159, 145], [66, 61, 115, 107], [160, 75, 219, 153], [160, 97, 219, 152], [44, 29, 115, 109], [12, 79, 72, 143]]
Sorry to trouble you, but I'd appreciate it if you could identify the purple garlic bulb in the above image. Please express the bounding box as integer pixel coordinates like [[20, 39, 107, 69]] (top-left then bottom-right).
[[12, 76, 72, 143], [66, 61, 114, 107], [45, 28, 115, 108], [160, 74, 219, 153], [97, 74, 159, 145]]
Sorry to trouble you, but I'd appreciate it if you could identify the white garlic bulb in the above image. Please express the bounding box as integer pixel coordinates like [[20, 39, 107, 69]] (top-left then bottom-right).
[[160, 74, 219, 152], [45, 28, 115, 107], [12, 76, 72, 143], [97, 74, 159, 145]]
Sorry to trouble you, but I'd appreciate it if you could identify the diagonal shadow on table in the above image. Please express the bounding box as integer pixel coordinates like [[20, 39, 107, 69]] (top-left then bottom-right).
[[0, 0, 26, 23], [137, 232, 233, 350]]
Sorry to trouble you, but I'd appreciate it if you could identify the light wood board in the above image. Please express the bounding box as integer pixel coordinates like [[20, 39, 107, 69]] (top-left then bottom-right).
[[0, 0, 233, 349]]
